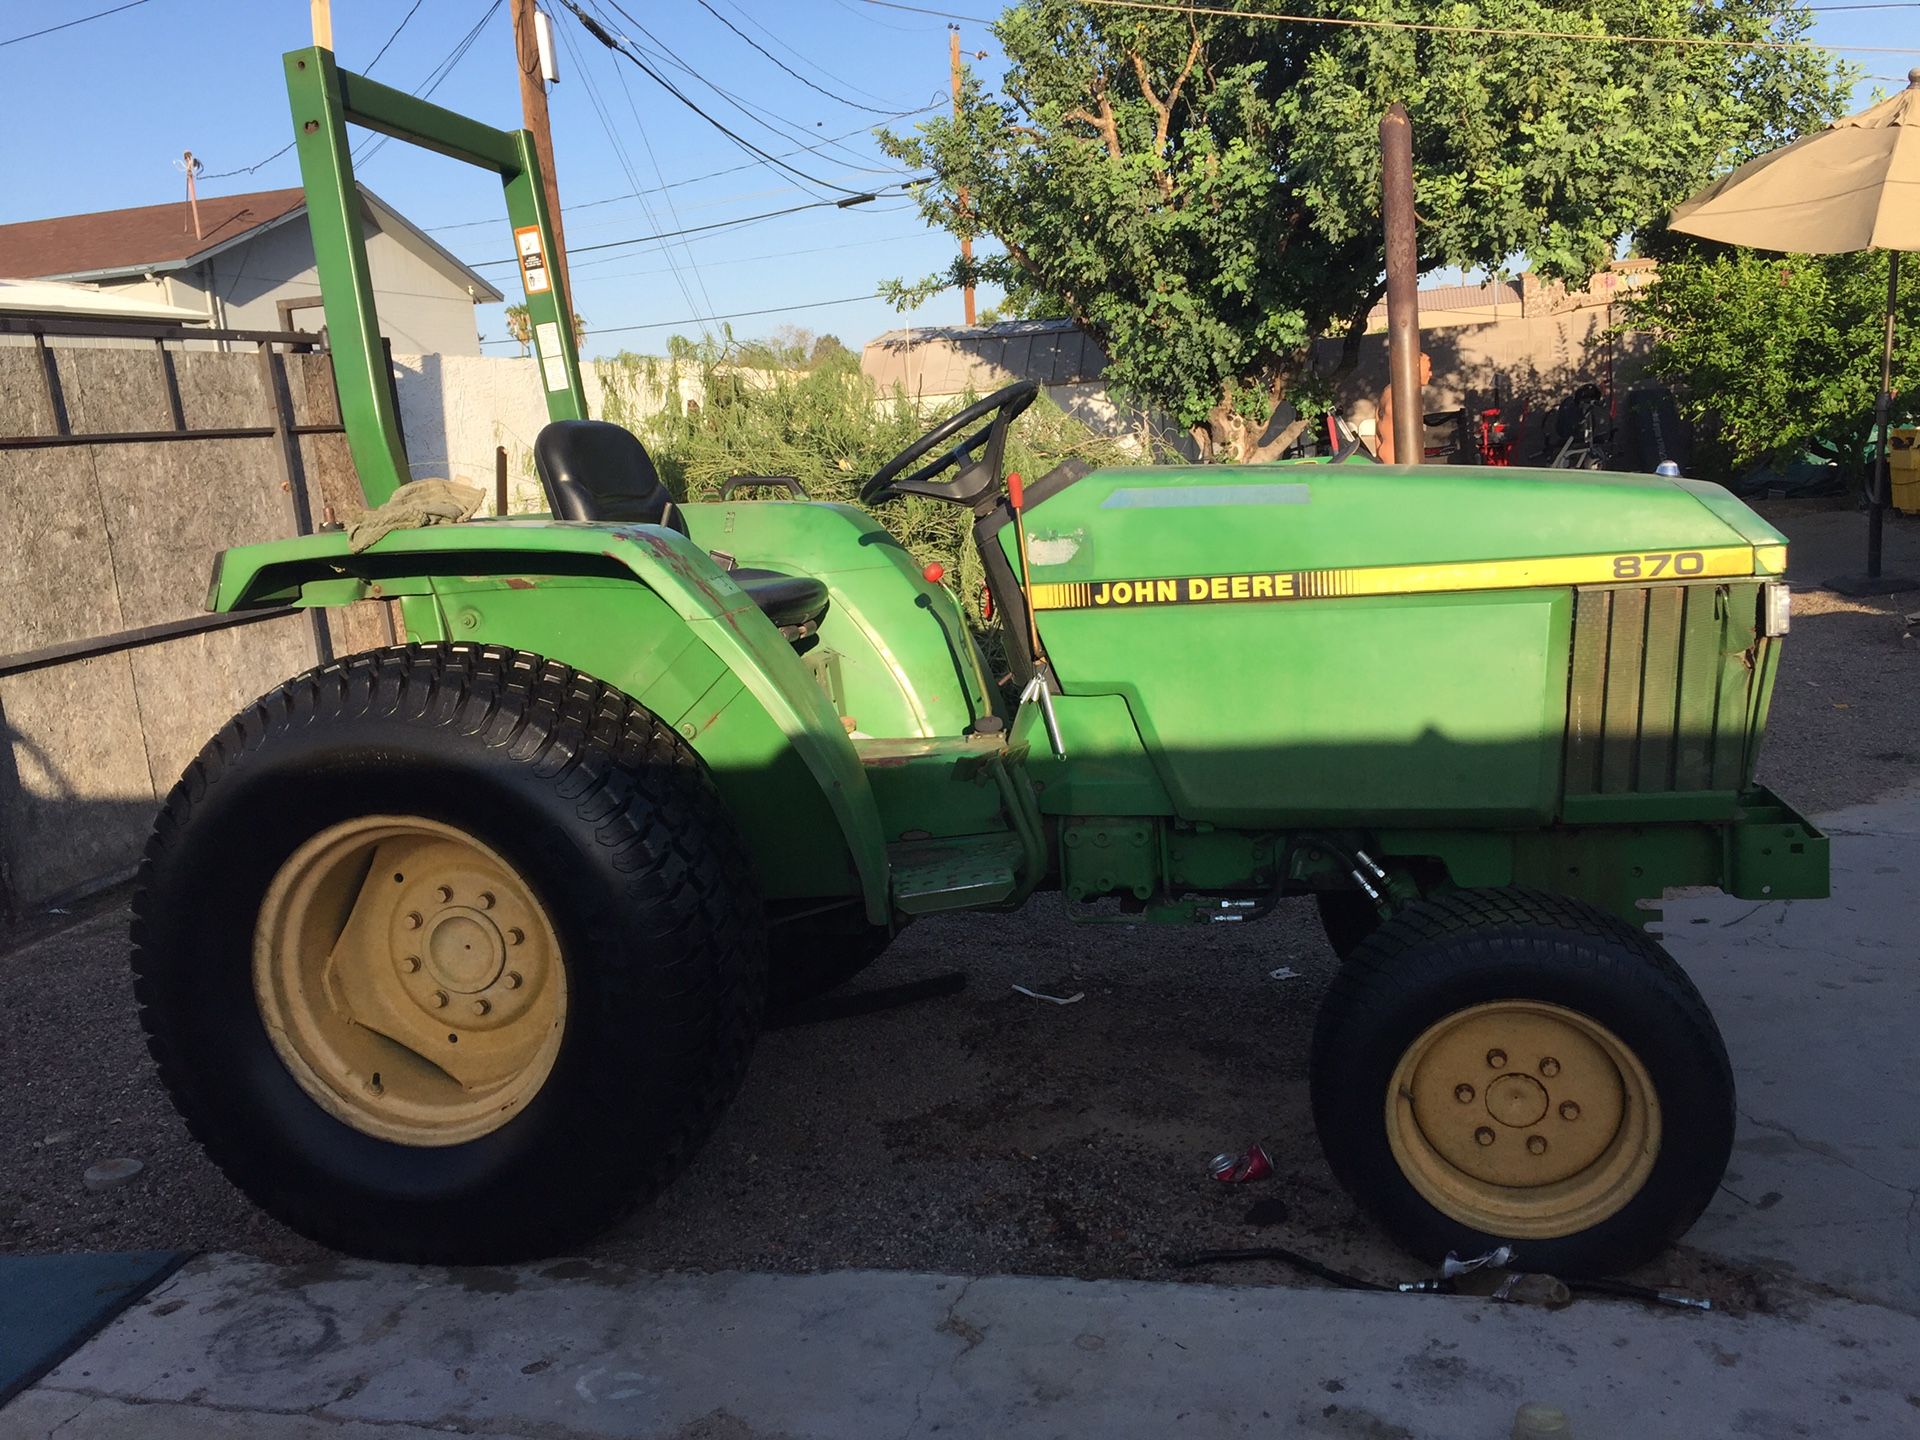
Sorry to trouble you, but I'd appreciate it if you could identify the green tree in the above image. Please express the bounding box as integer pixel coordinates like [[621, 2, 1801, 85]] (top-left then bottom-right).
[[879, 1, 1848, 460], [504, 302, 587, 358], [1622, 247, 1920, 492]]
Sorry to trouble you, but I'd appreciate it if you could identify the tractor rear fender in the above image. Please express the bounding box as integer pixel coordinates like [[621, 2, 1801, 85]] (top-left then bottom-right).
[[207, 521, 891, 922]]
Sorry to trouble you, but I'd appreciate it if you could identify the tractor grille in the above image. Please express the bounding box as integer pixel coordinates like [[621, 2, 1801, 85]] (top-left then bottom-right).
[[1564, 581, 1770, 797]]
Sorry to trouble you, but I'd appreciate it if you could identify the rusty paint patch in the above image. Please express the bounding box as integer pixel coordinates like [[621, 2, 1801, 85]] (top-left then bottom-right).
[[504, 577, 537, 590]]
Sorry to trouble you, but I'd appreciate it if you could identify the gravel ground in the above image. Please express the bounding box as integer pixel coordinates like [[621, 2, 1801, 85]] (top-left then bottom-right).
[[3, 504, 1916, 1306]]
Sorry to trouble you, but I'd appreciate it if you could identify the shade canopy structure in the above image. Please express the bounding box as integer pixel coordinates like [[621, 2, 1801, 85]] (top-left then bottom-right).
[[1669, 70, 1920, 589]]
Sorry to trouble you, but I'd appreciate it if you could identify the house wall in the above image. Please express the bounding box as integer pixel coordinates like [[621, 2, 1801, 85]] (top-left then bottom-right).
[[122, 209, 487, 355]]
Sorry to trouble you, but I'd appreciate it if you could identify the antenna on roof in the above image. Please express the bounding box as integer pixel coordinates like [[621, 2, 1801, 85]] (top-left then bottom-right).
[[175, 150, 205, 240]]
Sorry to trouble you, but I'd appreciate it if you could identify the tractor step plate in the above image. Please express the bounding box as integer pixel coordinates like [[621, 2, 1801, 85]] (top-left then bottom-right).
[[888, 833, 1027, 915]]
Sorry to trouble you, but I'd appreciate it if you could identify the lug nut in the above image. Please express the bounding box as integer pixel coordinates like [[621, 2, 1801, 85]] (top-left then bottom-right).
[[503, 971, 523, 990], [436, 885, 454, 904], [471, 999, 491, 1017], [1475, 1127, 1496, 1147], [403, 912, 423, 930], [478, 891, 496, 910], [430, 990, 448, 1009], [1486, 1049, 1507, 1069], [1539, 1057, 1561, 1078], [506, 928, 525, 946], [1455, 1084, 1475, 1104], [1527, 1135, 1548, 1155], [402, 955, 421, 973], [1559, 1101, 1580, 1121]]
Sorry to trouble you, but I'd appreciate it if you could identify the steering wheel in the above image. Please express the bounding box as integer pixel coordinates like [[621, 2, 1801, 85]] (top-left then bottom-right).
[[860, 380, 1040, 507]]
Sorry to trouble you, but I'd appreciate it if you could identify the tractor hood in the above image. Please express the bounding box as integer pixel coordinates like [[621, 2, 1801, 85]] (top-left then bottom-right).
[[996, 463, 1786, 609], [991, 462, 1789, 831]]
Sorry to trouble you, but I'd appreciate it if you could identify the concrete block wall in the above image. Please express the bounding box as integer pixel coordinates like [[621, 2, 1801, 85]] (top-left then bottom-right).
[[0, 344, 370, 915]]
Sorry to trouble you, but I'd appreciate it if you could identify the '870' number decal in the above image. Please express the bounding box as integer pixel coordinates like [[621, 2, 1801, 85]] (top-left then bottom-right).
[[1612, 551, 1705, 580]]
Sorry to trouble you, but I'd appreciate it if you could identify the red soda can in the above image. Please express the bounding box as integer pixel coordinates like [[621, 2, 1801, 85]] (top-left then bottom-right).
[[1208, 1143, 1274, 1183]]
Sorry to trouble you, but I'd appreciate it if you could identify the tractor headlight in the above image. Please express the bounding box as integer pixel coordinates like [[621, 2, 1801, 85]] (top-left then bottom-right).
[[1762, 582, 1791, 638]]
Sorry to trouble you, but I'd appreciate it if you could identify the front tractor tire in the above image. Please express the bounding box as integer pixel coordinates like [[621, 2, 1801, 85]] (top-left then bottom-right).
[[131, 644, 766, 1264], [1309, 889, 1733, 1276]]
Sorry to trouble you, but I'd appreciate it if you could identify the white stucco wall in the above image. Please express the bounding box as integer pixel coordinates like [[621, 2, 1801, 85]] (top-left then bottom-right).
[[389, 353, 702, 511]]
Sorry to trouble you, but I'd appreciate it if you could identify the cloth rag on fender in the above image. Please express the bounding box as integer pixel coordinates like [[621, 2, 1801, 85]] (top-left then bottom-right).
[[347, 478, 486, 553]]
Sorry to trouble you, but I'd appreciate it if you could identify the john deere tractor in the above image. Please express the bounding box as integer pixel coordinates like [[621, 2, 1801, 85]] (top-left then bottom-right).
[[131, 48, 1828, 1274]]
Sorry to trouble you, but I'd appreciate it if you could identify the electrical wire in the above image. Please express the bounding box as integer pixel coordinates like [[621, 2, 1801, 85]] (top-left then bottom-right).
[[692, 0, 909, 115], [857, 0, 1920, 54], [467, 187, 916, 268], [564, 228, 926, 285], [555, 17, 721, 338], [1063, 0, 1920, 57], [203, 0, 498, 181], [422, 111, 937, 232], [354, 0, 505, 168], [479, 290, 884, 343], [714, 0, 913, 106], [0, 0, 150, 49], [363, 0, 428, 72], [598, 5, 925, 170], [564, 0, 877, 196]]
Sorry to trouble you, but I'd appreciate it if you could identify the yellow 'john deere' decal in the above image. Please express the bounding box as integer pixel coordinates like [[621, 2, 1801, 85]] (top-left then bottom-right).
[[1026, 545, 1764, 612]]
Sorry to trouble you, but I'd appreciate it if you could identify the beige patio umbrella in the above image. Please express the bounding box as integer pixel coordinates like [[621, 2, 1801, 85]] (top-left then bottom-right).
[[1669, 69, 1920, 589]]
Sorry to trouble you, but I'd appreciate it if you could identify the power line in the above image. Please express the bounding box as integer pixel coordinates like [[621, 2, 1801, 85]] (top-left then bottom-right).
[[1069, 0, 1920, 56], [556, 15, 721, 337], [1, 0, 150, 49], [480, 290, 883, 342], [423, 114, 936, 232], [692, 0, 908, 115], [565, 228, 927, 285], [363, 0, 428, 72], [354, 0, 504, 168], [859, 0, 1920, 54], [565, 0, 874, 196], [468, 187, 916, 268], [203, 0, 498, 181], [714, 0, 913, 106]]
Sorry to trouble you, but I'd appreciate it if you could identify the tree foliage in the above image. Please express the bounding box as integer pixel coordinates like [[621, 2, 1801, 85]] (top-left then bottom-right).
[[879, 0, 1849, 460], [1622, 247, 1920, 490]]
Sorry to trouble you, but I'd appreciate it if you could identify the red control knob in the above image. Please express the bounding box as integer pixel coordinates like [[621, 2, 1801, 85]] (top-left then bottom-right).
[[923, 562, 945, 583]]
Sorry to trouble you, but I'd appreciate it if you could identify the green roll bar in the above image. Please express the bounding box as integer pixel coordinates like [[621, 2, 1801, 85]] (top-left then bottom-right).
[[284, 45, 586, 507]]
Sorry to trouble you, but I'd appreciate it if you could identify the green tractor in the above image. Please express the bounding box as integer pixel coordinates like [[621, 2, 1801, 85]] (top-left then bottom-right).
[[131, 48, 1827, 1273]]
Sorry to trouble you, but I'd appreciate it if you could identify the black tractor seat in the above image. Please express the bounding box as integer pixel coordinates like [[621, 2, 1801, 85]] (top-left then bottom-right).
[[533, 419, 829, 636]]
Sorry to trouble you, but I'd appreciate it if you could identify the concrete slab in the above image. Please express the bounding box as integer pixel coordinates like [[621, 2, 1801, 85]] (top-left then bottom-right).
[[10, 1255, 1920, 1440], [1664, 785, 1920, 1315]]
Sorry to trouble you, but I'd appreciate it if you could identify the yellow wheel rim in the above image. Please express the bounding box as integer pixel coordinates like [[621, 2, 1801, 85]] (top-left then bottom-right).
[[254, 816, 567, 1147], [1385, 1001, 1659, 1239]]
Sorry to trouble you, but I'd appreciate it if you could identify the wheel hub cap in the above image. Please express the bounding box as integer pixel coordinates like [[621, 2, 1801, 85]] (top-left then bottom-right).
[[1386, 1001, 1660, 1239], [254, 816, 567, 1147]]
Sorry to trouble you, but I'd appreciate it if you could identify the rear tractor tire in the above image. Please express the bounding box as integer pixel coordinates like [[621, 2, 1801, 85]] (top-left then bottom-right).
[[131, 644, 767, 1264], [1309, 888, 1733, 1276]]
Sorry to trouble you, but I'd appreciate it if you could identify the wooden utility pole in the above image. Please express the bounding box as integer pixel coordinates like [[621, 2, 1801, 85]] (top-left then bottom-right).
[[1380, 102, 1422, 465], [513, 0, 573, 303], [949, 25, 975, 326]]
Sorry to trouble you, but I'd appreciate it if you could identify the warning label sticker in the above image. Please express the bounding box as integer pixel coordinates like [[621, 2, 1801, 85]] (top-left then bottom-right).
[[515, 226, 551, 295]]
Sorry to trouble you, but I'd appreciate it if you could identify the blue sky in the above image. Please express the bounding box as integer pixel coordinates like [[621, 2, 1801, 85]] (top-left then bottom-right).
[[1, 1, 1913, 358]]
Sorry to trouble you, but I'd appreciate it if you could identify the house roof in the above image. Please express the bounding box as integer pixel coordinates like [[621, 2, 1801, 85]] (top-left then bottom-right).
[[0, 185, 503, 302], [0, 188, 308, 281]]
